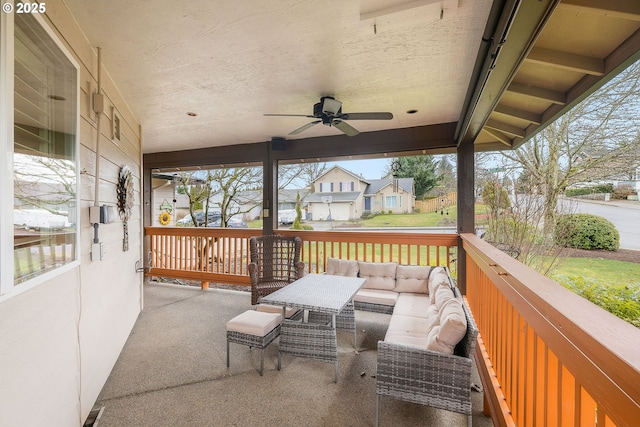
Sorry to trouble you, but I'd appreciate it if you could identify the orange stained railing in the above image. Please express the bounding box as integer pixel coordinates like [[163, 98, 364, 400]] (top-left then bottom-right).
[[145, 227, 458, 288], [278, 229, 457, 274], [461, 233, 640, 427], [146, 227, 257, 288]]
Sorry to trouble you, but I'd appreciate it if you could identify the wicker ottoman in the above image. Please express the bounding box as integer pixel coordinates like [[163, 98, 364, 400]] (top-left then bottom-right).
[[226, 310, 282, 376]]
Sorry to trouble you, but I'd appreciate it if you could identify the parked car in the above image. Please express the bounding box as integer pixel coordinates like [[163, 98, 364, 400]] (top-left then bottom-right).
[[207, 217, 248, 228], [176, 211, 221, 227], [278, 209, 296, 225], [14, 209, 72, 231]]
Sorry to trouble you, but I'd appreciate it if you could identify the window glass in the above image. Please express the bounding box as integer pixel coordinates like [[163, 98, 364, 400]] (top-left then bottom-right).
[[13, 12, 78, 284], [340, 181, 354, 192], [385, 195, 402, 208]]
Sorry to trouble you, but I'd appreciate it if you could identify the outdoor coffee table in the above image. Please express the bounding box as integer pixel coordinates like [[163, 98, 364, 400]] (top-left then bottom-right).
[[260, 273, 366, 383]]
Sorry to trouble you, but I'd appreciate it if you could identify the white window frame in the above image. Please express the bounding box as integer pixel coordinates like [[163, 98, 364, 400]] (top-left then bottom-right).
[[340, 181, 354, 192], [385, 195, 402, 208], [320, 182, 334, 192], [0, 7, 81, 299]]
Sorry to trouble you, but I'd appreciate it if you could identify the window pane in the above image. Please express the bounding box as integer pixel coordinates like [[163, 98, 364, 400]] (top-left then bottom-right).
[[13, 12, 77, 284]]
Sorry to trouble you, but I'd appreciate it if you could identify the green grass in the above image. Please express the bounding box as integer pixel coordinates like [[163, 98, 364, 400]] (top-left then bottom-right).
[[358, 204, 489, 227], [551, 257, 640, 327], [246, 203, 491, 229], [552, 258, 640, 286]]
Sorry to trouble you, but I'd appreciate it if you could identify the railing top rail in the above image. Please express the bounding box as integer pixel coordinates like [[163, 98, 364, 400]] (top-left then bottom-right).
[[460, 233, 640, 422], [278, 229, 458, 245]]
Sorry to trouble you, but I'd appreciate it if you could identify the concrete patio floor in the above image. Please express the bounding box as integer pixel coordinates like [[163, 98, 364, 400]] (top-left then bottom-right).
[[93, 282, 493, 426]]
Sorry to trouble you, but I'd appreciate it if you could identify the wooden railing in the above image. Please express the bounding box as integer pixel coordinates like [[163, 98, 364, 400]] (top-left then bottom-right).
[[145, 227, 457, 288], [278, 229, 457, 273], [14, 230, 76, 283], [146, 227, 257, 287], [461, 233, 640, 427]]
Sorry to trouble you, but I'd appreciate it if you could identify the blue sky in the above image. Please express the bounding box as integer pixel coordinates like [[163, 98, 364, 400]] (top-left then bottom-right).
[[324, 158, 392, 180]]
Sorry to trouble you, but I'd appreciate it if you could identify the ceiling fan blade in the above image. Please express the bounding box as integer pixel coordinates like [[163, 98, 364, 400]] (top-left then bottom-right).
[[340, 112, 393, 120], [289, 120, 321, 135], [264, 113, 315, 118], [333, 120, 360, 137]]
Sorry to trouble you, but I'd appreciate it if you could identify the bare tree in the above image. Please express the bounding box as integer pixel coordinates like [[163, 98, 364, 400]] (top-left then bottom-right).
[[208, 167, 262, 226], [279, 162, 327, 191], [502, 60, 640, 237]]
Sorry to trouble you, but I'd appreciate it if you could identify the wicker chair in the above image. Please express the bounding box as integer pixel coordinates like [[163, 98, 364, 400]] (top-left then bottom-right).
[[248, 235, 305, 305]]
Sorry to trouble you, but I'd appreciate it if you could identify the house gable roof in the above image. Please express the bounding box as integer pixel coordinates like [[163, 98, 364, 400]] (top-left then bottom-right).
[[364, 178, 414, 195], [313, 165, 369, 184]]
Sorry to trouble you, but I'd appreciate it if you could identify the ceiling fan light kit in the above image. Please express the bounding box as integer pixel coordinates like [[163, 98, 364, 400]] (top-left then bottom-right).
[[265, 96, 393, 137]]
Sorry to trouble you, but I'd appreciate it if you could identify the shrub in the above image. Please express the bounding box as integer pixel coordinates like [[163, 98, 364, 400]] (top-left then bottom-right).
[[555, 213, 619, 250], [556, 275, 640, 328], [613, 184, 636, 200], [565, 184, 614, 197], [360, 211, 375, 220], [482, 181, 511, 210]]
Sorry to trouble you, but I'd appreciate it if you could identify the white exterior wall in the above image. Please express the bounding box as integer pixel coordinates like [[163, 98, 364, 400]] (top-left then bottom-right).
[[314, 167, 365, 193], [0, 1, 143, 425], [378, 185, 414, 214]]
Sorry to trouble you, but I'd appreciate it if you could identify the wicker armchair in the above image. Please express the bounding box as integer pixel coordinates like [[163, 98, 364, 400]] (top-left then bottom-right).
[[248, 235, 305, 305]]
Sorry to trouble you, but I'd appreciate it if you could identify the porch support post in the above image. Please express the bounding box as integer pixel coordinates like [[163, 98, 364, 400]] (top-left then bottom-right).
[[456, 141, 475, 294], [142, 165, 153, 281], [262, 141, 277, 235]]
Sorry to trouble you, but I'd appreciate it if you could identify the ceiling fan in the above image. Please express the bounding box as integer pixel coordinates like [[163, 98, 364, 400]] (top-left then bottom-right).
[[264, 96, 393, 137]]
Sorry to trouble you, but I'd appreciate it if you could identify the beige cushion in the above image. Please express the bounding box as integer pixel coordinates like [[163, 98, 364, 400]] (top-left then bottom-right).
[[428, 267, 449, 297], [433, 285, 455, 311], [394, 265, 431, 293], [425, 304, 441, 330], [437, 298, 467, 347], [426, 326, 454, 354], [354, 289, 398, 306], [384, 314, 430, 347], [226, 310, 281, 336], [393, 293, 431, 318], [256, 304, 300, 319], [325, 258, 359, 277], [359, 261, 397, 290]]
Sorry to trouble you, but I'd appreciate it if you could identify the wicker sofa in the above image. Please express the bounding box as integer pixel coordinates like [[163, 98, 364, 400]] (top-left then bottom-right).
[[324, 258, 479, 427]]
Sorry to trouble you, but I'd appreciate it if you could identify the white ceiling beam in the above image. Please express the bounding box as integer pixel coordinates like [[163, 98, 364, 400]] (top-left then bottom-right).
[[507, 82, 566, 105], [558, 0, 640, 21], [360, 0, 456, 21], [485, 119, 526, 138], [526, 47, 604, 76], [493, 104, 542, 125]]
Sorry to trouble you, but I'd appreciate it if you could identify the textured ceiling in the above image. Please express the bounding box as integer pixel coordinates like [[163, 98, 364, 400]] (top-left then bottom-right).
[[63, 0, 492, 153], [62, 0, 640, 157]]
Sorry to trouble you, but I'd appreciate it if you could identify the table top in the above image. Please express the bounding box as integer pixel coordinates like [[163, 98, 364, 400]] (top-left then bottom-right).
[[260, 273, 366, 314]]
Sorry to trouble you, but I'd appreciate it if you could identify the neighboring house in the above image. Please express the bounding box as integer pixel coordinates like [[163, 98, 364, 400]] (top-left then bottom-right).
[[571, 150, 640, 192], [306, 165, 414, 221], [208, 188, 308, 221]]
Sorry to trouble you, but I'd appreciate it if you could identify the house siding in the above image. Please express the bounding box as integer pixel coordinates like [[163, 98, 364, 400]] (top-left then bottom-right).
[[0, 2, 143, 425]]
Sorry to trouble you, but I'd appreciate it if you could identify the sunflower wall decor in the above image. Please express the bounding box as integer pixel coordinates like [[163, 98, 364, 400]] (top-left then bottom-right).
[[159, 211, 171, 226], [117, 165, 134, 251]]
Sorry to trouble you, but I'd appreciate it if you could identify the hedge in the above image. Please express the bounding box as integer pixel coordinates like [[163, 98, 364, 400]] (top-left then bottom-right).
[[555, 213, 619, 251]]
